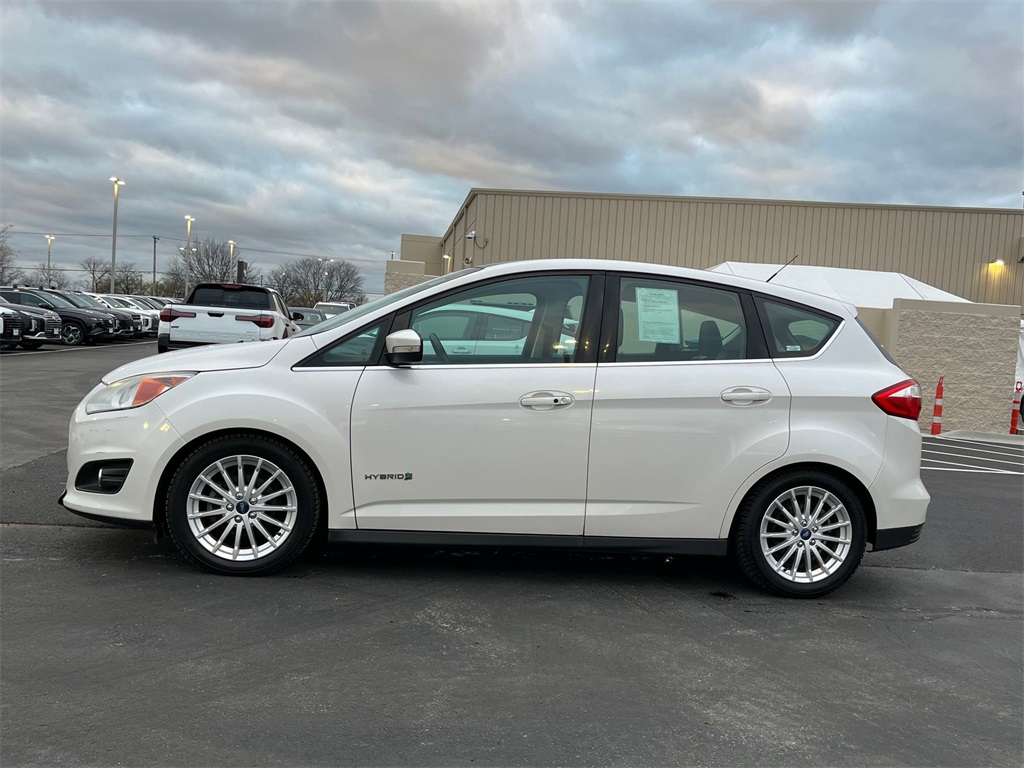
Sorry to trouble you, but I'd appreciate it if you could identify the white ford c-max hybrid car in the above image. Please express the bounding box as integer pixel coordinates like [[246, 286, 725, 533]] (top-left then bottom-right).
[[62, 260, 928, 597]]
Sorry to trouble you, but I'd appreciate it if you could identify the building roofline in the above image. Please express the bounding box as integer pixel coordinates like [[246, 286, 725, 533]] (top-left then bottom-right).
[[437, 189, 1022, 242]]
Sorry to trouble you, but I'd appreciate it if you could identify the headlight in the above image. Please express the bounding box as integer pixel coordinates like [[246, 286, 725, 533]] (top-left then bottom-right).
[[85, 372, 196, 414]]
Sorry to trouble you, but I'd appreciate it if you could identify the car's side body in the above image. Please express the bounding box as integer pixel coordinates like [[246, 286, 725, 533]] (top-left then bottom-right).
[[62, 260, 928, 592]]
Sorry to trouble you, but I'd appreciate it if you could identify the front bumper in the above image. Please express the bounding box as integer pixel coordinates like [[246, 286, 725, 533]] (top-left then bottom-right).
[[62, 399, 186, 524]]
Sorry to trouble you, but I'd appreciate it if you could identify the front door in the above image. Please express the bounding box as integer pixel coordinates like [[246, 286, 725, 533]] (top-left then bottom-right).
[[350, 272, 599, 535]]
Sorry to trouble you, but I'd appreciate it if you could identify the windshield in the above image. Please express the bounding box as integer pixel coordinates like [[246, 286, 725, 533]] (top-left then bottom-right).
[[296, 269, 479, 336], [105, 296, 133, 308], [64, 293, 104, 309], [133, 296, 161, 309], [38, 291, 77, 309]]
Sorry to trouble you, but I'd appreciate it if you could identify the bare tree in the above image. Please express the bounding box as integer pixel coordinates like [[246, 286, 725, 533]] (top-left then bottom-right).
[[181, 238, 259, 285], [268, 258, 365, 306], [114, 261, 145, 294], [29, 263, 72, 289], [0, 225, 25, 285], [79, 256, 111, 292]]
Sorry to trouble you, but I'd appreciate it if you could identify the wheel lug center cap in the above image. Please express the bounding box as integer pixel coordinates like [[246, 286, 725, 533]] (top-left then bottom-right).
[[236, 501, 250, 514], [799, 528, 812, 540]]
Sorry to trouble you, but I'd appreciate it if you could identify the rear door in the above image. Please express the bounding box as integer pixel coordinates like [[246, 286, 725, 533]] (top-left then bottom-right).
[[586, 274, 790, 540]]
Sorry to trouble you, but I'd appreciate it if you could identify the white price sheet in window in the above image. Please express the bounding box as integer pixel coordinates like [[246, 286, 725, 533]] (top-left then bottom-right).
[[635, 287, 680, 344]]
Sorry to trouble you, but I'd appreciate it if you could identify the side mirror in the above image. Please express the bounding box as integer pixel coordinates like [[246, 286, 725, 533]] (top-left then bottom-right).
[[384, 329, 423, 366], [291, 312, 303, 321], [40, 302, 54, 310]]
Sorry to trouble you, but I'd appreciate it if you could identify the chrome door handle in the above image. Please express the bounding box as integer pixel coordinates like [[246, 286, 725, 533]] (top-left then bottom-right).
[[721, 387, 772, 405], [520, 392, 574, 409]]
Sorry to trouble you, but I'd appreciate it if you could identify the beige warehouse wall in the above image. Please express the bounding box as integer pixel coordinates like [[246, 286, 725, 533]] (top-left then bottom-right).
[[400, 234, 445, 276], [886, 299, 1021, 433], [438, 190, 1024, 306]]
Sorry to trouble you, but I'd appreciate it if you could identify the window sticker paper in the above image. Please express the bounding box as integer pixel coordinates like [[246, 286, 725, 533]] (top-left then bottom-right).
[[635, 287, 680, 344]]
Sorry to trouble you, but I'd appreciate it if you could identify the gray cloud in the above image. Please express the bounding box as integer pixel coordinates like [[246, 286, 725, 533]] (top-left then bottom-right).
[[2, 0, 1020, 291]]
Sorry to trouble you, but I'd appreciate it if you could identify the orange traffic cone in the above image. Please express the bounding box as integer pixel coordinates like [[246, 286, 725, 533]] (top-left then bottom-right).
[[930, 377, 944, 435], [1011, 382, 1022, 435]]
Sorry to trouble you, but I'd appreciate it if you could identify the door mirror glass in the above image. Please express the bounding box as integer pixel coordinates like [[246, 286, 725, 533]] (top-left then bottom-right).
[[291, 312, 303, 321], [385, 329, 423, 366]]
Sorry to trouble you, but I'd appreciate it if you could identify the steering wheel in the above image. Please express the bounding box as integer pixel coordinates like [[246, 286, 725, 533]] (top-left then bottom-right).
[[428, 333, 450, 363]]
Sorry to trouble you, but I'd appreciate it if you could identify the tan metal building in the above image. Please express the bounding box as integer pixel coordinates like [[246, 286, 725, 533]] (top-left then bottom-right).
[[395, 189, 1023, 307]]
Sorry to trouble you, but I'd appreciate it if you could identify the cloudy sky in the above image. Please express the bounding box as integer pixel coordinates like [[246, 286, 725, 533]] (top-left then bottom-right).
[[1, 0, 1020, 292]]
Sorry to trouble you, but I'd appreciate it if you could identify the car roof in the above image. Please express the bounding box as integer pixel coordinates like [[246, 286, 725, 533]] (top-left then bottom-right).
[[472, 259, 855, 316]]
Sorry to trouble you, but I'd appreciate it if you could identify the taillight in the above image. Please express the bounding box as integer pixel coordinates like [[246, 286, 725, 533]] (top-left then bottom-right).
[[872, 379, 922, 420], [236, 314, 275, 328], [159, 308, 197, 322]]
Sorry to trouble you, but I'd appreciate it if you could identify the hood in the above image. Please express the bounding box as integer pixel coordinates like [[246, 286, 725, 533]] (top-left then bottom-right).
[[101, 337, 292, 383]]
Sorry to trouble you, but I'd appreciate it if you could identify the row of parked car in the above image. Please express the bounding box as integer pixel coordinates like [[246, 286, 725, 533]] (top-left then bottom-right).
[[0, 286, 179, 350]]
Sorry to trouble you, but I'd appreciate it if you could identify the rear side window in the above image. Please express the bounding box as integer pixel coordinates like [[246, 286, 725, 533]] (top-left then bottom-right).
[[190, 286, 271, 310], [614, 277, 749, 362], [759, 299, 840, 358]]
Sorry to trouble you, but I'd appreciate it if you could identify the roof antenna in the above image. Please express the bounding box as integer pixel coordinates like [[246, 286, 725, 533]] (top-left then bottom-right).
[[766, 253, 800, 283]]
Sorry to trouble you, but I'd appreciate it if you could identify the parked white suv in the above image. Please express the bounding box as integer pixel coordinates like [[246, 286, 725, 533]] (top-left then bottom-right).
[[62, 259, 928, 596]]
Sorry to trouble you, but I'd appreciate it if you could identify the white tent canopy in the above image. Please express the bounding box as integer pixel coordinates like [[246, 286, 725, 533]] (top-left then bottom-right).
[[707, 262, 970, 309]]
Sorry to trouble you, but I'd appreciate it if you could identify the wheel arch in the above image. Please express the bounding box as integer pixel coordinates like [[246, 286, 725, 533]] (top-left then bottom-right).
[[724, 462, 877, 548], [152, 427, 330, 539]]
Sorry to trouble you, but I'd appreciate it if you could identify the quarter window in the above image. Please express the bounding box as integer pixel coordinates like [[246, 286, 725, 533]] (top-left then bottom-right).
[[302, 320, 388, 367], [615, 278, 749, 362], [409, 275, 589, 365], [759, 300, 840, 357]]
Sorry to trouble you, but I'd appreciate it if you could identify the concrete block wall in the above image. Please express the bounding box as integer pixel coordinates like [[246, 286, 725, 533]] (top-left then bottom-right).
[[384, 271, 434, 294], [887, 300, 1021, 434]]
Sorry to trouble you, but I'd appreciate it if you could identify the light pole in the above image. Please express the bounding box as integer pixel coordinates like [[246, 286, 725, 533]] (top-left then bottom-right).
[[45, 235, 54, 284], [183, 215, 195, 296], [108, 177, 125, 292], [228, 240, 235, 279]]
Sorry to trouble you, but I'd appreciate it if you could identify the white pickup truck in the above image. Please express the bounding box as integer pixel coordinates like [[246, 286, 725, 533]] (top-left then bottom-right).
[[157, 283, 300, 353]]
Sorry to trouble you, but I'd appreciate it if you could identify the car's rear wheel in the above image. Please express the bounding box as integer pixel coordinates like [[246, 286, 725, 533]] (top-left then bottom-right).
[[61, 321, 85, 346], [165, 434, 321, 575], [734, 469, 866, 598], [20, 340, 43, 350]]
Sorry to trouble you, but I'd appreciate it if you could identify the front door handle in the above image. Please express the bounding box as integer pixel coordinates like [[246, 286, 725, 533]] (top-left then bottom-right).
[[520, 391, 574, 410], [721, 387, 772, 405]]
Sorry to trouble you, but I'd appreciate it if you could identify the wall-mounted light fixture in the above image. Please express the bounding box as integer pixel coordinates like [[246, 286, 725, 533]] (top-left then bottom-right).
[[991, 257, 1005, 266]]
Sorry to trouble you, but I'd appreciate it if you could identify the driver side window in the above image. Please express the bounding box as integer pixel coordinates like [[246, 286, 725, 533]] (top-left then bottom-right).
[[409, 275, 590, 365]]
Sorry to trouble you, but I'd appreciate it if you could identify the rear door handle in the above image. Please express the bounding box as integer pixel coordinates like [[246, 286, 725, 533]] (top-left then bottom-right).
[[721, 387, 772, 405], [520, 392, 574, 410]]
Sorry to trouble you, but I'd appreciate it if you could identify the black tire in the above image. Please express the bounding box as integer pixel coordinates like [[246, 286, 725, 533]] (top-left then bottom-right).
[[0, 341, 19, 350], [20, 340, 43, 350], [61, 321, 86, 346], [733, 468, 866, 598], [165, 433, 321, 575]]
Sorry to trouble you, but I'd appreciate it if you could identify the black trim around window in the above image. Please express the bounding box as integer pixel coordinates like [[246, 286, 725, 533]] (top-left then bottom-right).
[[295, 315, 392, 368]]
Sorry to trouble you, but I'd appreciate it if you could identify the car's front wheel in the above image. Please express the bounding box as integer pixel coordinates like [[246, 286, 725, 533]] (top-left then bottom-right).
[[733, 469, 866, 598], [165, 434, 321, 575], [61, 321, 85, 346]]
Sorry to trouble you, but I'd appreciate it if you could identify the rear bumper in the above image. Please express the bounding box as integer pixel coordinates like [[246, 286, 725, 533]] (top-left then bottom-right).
[[873, 523, 924, 551], [158, 333, 211, 353]]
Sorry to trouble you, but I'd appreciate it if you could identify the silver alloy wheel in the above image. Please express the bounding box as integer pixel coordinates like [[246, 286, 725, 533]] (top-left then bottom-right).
[[61, 323, 83, 345], [186, 455, 298, 562], [758, 485, 852, 584]]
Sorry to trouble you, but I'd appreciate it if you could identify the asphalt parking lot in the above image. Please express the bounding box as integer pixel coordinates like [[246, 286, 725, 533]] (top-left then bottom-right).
[[1, 346, 1021, 767]]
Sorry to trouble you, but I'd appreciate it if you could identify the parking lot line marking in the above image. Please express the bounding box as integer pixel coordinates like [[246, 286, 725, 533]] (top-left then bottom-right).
[[922, 449, 1024, 467], [921, 457, 1023, 474], [0, 342, 153, 356], [922, 441, 1024, 458], [924, 436, 1024, 455], [923, 466, 1024, 474]]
